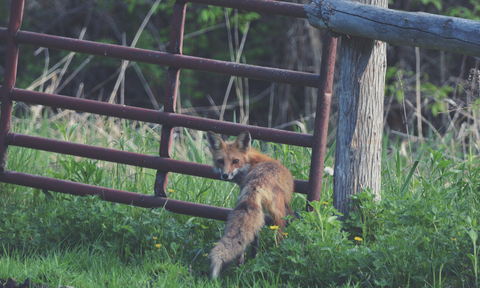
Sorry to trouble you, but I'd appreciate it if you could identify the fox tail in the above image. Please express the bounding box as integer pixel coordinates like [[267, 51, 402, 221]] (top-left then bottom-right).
[[210, 200, 265, 278]]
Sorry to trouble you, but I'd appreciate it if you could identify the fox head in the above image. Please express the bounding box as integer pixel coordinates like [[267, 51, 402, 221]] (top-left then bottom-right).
[[207, 130, 251, 184]]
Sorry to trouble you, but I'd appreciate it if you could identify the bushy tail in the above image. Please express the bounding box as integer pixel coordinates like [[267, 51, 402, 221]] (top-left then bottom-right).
[[210, 200, 265, 278]]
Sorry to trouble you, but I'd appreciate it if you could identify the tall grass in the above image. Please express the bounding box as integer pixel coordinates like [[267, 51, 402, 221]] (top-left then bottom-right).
[[1, 111, 479, 287], [0, 111, 316, 287]]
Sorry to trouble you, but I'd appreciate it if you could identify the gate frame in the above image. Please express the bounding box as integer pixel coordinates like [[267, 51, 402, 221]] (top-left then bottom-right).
[[0, 0, 337, 221]]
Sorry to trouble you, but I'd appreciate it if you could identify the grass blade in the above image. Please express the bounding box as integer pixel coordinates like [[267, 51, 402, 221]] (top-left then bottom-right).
[[400, 134, 435, 193]]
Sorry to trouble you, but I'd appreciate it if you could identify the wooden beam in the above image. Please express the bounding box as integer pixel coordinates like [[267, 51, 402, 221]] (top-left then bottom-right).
[[306, 0, 480, 57]]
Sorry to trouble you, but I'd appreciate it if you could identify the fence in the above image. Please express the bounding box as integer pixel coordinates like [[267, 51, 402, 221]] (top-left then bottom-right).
[[0, 0, 337, 221]]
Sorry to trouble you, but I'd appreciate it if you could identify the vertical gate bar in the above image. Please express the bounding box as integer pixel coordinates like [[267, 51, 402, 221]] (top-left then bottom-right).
[[306, 35, 338, 211], [154, 1, 187, 197], [0, 1, 25, 173]]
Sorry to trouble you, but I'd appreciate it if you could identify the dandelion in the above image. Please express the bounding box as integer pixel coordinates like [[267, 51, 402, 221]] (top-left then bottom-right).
[[214, 242, 218, 245], [153, 237, 157, 240], [203, 253, 208, 257], [270, 225, 279, 230], [324, 167, 334, 176], [452, 238, 457, 242], [354, 237, 363, 242], [168, 189, 174, 193], [156, 244, 162, 248], [282, 232, 288, 237], [322, 201, 329, 205]]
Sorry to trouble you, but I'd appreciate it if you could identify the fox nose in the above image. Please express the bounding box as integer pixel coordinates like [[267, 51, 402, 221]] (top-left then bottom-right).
[[221, 173, 228, 180]]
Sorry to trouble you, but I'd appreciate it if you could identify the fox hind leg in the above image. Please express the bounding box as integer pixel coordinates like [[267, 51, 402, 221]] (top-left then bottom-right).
[[250, 233, 259, 258], [236, 250, 244, 266], [236, 234, 259, 265]]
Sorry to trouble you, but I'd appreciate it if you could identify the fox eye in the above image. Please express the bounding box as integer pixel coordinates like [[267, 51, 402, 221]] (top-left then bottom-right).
[[232, 159, 239, 164], [217, 159, 224, 165]]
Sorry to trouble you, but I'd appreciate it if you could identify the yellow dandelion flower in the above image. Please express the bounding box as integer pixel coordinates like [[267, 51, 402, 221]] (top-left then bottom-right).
[[452, 238, 457, 242], [270, 225, 279, 230], [214, 242, 218, 245], [168, 189, 174, 193], [153, 237, 157, 240], [322, 202, 329, 205], [203, 253, 208, 257], [354, 237, 363, 242], [156, 244, 162, 248], [282, 232, 288, 237]]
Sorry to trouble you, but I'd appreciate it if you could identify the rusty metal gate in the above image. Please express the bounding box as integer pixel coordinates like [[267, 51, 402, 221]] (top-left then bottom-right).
[[0, 0, 337, 221]]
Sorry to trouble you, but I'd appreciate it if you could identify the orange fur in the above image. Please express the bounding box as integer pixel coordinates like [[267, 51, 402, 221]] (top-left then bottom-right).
[[207, 130, 294, 278]]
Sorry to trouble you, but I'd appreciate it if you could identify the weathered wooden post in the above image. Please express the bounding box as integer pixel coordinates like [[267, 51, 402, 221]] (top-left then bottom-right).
[[332, 0, 386, 215], [307, 0, 387, 215]]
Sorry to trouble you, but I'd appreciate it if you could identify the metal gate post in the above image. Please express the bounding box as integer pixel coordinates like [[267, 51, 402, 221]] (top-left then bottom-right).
[[0, 0, 25, 173], [306, 35, 337, 211], [154, 1, 187, 197]]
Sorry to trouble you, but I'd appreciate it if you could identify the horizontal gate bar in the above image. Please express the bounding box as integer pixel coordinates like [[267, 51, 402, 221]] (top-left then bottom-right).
[[0, 169, 271, 224], [0, 29, 319, 88], [6, 132, 309, 194], [188, 0, 307, 18], [8, 87, 313, 147]]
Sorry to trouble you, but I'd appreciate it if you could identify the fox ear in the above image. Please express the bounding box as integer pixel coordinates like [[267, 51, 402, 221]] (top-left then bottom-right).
[[207, 131, 225, 151], [234, 130, 251, 153]]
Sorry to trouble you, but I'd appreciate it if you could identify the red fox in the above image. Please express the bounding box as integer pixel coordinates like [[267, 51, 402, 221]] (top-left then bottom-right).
[[207, 130, 294, 278]]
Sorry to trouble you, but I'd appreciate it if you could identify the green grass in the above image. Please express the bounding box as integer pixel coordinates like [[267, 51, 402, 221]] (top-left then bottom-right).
[[1, 114, 479, 287]]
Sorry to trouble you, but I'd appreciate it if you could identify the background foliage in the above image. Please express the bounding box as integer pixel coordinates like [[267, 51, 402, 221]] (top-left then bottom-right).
[[0, 0, 478, 135]]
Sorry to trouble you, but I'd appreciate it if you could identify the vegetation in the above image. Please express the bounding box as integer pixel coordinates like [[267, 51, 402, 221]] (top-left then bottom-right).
[[1, 115, 480, 287], [0, 0, 480, 287]]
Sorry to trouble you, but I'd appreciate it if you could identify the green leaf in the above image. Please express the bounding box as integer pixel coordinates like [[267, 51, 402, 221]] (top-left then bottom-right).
[[68, 123, 79, 140], [327, 216, 338, 224], [467, 253, 476, 263], [395, 90, 404, 102], [41, 189, 54, 202], [184, 128, 202, 163], [123, 225, 134, 234], [324, 141, 336, 163], [467, 229, 478, 242], [466, 216, 472, 225], [400, 134, 435, 193], [437, 160, 451, 168]]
